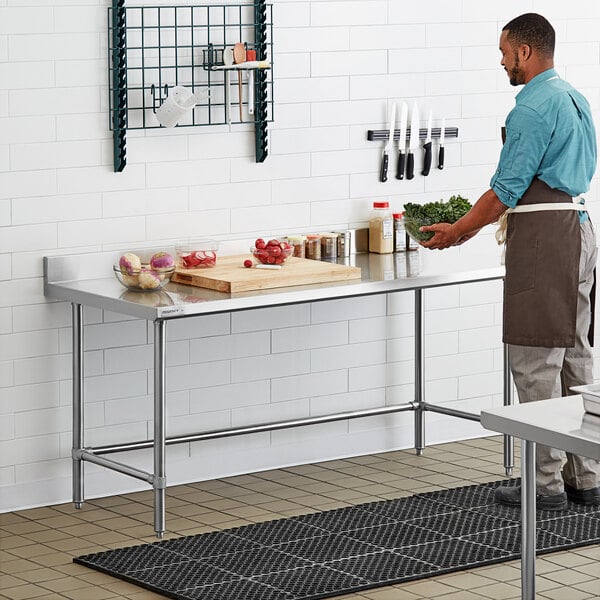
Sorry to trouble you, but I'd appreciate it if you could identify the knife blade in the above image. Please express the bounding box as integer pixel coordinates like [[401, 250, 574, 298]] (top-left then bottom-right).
[[406, 101, 419, 180], [396, 102, 408, 180], [438, 117, 446, 170], [421, 110, 433, 176], [379, 102, 396, 183]]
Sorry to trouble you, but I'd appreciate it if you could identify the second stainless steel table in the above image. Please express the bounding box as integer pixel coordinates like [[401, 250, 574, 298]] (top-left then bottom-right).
[[44, 246, 509, 537], [481, 396, 600, 600]]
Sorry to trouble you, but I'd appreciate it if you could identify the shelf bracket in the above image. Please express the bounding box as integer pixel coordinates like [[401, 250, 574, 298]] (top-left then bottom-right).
[[110, 0, 127, 173], [254, 0, 269, 163]]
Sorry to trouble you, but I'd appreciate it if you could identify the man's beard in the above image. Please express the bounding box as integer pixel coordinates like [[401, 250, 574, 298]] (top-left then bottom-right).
[[508, 52, 524, 86]]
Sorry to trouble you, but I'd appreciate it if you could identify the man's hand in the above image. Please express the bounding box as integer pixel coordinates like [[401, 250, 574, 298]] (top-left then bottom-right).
[[419, 188, 506, 250], [419, 223, 460, 249]]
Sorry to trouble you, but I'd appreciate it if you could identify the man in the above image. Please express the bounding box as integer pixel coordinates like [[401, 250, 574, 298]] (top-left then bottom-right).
[[421, 13, 600, 509]]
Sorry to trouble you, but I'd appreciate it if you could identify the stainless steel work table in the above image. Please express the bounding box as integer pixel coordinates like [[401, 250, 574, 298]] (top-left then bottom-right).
[[44, 247, 510, 537], [481, 397, 600, 600]]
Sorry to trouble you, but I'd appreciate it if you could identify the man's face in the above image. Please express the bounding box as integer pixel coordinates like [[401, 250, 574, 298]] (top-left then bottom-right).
[[499, 30, 525, 86]]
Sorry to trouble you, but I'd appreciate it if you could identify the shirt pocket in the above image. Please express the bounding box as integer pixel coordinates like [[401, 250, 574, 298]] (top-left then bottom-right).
[[498, 130, 521, 172]]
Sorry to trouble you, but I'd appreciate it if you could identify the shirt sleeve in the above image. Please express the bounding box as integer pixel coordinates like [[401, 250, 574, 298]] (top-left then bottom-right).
[[490, 105, 551, 208]]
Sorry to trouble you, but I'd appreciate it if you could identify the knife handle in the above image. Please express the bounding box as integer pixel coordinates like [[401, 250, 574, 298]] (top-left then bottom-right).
[[396, 152, 405, 180], [379, 152, 389, 183], [438, 146, 445, 170], [422, 141, 432, 176], [406, 152, 414, 180]]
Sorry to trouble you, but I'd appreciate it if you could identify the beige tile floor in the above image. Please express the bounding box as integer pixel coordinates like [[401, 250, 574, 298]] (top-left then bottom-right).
[[1, 436, 599, 600]]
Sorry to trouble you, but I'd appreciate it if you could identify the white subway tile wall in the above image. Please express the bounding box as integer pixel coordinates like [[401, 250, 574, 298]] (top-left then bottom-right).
[[1, 0, 599, 512]]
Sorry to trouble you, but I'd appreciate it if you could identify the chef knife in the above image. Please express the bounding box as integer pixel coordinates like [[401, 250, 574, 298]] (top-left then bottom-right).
[[379, 102, 396, 183], [406, 101, 419, 180], [421, 110, 433, 176], [396, 101, 408, 180], [438, 117, 446, 169]]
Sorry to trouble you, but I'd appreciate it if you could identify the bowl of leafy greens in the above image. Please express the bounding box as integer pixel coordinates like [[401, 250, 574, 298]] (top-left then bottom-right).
[[403, 195, 472, 243]]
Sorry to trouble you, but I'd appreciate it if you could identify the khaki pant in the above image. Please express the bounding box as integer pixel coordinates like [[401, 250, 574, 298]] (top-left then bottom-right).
[[509, 218, 600, 495]]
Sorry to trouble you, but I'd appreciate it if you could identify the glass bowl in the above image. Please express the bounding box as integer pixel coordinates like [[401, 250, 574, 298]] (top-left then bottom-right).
[[402, 214, 436, 244], [176, 240, 219, 269], [113, 264, 175, 292], [251, 241, 293, 265]]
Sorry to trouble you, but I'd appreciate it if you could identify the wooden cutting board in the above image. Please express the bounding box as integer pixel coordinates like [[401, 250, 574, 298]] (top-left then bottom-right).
[[171, 254, 361, 292]]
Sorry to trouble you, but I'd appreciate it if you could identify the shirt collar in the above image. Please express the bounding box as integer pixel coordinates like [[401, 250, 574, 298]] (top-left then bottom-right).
[[516, 68, 559, 102]]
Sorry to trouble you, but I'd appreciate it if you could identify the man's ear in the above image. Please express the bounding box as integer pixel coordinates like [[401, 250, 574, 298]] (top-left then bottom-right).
[[520, 44, 532, 61]]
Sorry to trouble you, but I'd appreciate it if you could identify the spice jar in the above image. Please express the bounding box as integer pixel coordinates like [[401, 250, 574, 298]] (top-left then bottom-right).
[[393, 213, 407, 252], [320, 232, 338, 259], [369, 201, 393, 254], [286, 235, 307, 258], [305, 234, 322, 260], [336, 231, 352, 257]]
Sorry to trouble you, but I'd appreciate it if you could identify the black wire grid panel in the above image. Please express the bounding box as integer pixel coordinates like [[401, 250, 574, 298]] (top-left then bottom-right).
[[107, 2, 273, 170]]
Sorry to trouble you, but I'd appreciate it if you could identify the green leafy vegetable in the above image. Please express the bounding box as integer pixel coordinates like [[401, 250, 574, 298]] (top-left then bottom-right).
[[403, 195, 472, 242]]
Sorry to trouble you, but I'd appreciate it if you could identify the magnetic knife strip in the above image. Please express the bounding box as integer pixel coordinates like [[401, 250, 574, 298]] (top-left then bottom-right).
[[367, 127, 458, 142]]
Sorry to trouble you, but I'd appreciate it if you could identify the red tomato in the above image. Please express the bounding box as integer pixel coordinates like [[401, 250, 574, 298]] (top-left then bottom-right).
[[255, 238, 266, 249]]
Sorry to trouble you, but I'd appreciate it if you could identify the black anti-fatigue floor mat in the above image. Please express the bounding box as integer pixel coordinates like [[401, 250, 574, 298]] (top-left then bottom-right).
[[75, 479, 600, 600]]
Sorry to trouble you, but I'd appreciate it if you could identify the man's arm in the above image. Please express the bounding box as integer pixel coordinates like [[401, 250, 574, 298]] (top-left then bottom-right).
[[420, 188, 507, 250]]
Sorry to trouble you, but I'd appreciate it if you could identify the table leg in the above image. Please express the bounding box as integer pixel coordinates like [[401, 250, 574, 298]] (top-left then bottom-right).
[[503, 344, 514, 476], [72, 303, 84, 509], [414, 289, 425, 455], [153, 319, 167, 538], [521, 439, 536, 599]]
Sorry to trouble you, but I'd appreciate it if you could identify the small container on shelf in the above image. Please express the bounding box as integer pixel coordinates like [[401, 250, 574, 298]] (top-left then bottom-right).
[[320, 232, 338, 260], [369, 201, 393, 254], [176, 239, 219, 269], [335, 231, 352, 257], [305, 234, 322, 260], [286, 235, 307, 258]]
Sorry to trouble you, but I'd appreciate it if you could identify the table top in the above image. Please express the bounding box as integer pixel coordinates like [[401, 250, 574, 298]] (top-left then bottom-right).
[[481, 396, 600, 460], [44, 243, 504, 320]]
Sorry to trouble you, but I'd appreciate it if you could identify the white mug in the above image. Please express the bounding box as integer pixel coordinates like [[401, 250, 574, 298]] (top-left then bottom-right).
[[155, 86, 210, 128]]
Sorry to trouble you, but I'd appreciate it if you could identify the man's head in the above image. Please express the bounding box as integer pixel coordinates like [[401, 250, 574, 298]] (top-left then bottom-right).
[[500, 13, 555, 86]]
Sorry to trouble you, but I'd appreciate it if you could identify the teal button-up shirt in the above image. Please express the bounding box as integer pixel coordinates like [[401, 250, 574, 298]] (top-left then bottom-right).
[[490, 68, 597, 213]]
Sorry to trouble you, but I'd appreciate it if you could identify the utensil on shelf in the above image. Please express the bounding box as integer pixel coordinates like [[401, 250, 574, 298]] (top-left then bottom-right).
[[233, 42, 246, 121], [379, 102, 396, 183], [421, 109, 433, 176], [246, 49, 256, 116], [406, 101, 419, 180], [396, 101, 408, 180], [223, 47, 234, 124], [438, 117, 446, 169]]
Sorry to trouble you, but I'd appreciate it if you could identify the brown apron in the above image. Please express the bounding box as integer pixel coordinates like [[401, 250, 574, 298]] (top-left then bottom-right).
[[503, 178, 582, 347]]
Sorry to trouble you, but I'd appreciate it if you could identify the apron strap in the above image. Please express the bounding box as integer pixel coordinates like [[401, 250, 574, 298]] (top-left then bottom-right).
[[495, 198, 585, 246]]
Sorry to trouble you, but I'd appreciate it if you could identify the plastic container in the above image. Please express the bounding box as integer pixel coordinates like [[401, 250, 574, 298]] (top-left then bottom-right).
[[320, 232, 338, 259], [393, 212, 419, 252], [286, 235, 307, 258], [369, 201, 393, 254], [176, 239, 219, 268], [336, 231, 352, 257], [305, 234, 322, 260]]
